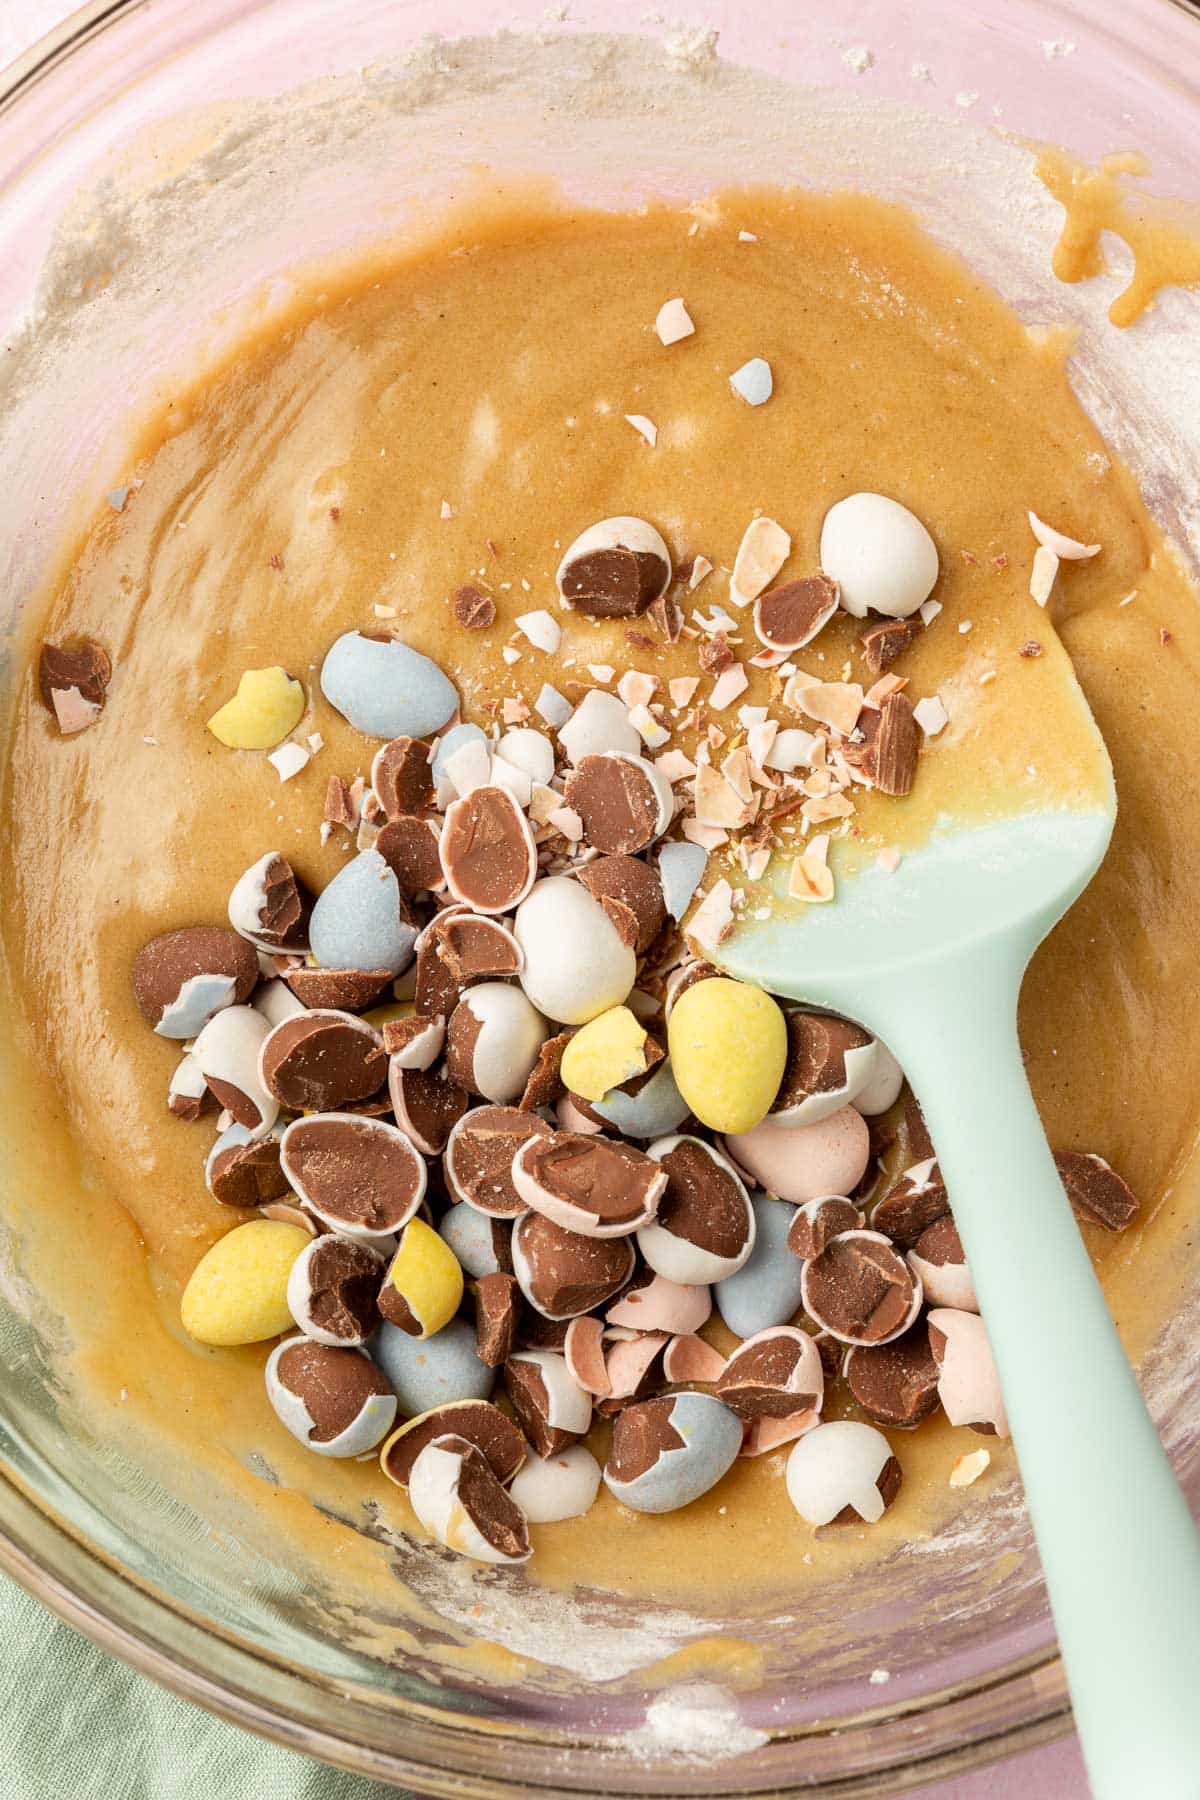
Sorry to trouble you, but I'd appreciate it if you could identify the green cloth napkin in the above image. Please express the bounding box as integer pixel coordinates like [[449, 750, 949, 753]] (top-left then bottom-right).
[[0, 1572, 410, 1800]]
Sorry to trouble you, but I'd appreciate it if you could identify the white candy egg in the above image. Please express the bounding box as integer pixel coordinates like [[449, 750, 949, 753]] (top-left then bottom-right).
[[852, 1042, 905, 1116], [508, 1444, 603, 1523], [514, 877, 637, 1025], [555, 516, 672, 600], [785, 1419, 901, 1525], [820, 492, 938, 620], [445, 983, 548, 1104], [495, 727, 556, 788], [558, 690, 642, 764]]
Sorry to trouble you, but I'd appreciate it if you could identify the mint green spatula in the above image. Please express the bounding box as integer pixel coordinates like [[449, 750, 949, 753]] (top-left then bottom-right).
[[717, 663, 1200, 1798]]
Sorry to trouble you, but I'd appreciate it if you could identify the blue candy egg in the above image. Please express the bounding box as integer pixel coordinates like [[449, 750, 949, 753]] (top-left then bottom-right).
[[431, 722, 489, 793], [439, 1202, 506, 1278], [156, 972, 240, 1040], [321, 630, 458, 739], [714, 1192, 804, 1338], [309, 849, 416, 974], [373, 1317, 494, 1416], [592, 1059, 691, 1140], [603, 1391, 742, 1513], [729, 357, 773, 407]]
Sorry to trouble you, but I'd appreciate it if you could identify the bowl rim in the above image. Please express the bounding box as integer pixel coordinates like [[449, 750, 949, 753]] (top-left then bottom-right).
[[5, 0, 1197, 1788]]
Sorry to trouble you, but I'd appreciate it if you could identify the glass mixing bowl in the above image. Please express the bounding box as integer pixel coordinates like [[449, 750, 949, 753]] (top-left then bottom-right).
[[1, 0, 1198, 1792]]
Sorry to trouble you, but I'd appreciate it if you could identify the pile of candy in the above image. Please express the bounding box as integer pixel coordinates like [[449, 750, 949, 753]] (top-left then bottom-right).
[[127, 500, 1139, 1565]]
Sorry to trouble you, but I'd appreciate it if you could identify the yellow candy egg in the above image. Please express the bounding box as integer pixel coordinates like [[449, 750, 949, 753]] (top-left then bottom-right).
[[180, 1219, 310, 1346], [383, 1217, 463, 1339], [362, 1001, 412, 1031], [559, 1005, 649, 1102], [206, 666, 305, 750], [667, 977, 787, 1135]]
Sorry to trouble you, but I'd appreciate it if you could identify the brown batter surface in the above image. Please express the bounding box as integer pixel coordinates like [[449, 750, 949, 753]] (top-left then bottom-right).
[[2, 185, 1198, 1628]]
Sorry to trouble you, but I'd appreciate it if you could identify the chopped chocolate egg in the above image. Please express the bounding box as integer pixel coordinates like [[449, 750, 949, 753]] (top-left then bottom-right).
[[801, 1229, 923, 1347], [320, 630, 458, 738], [374, 1315, 495, 1414], [444, 1105, 551, 1218], [563, 753, 673, 855], [408, 1435, 532, 1565], [728, 357, 773, 408], [555, 517, 671, 619], [591, 1059, 691, 1141], [167, 1053, 212, 1121], [38, 638, 111, 724], [265, 1336, 396, 1457], [307, 848, 416, 975], [511, 1211, 634, 1319], [563, 1314, 612, 1396], [474, 1271, 520, 1368], [191, 1004, 279, 1134], [843, 1325, 942, 1430], [227, 852, 311, 952], [280, 1112, 426, 1237], [370, 735, 434, 818], [604, 1392, 742, 1514], [640, 1135, 755, 1284], [252, 977, 306, 1031], [1054, 1150, 1139, 1231], [909, 1215, 978, 1311], [753, 576, 839, 652], [375, 816, 445, 899], [206, 666, 305, 749], [786, 1195, 865, 1260], [380, 1398, 526, 1489], [438, 1203, 512, 1281], [132, 926, 258, 1038], [657, 840, 708, 923], [381, 1011, 445, 1070], [871, 1160, 949, 1247], [601, 1330, 670, 1405], [819, 492, 939, 619], [440, 785, 537, 914], [204, 1123, 288, 1209], [577, 855, 666, 955], [285, 966, 393, 1012], [606, 1267, 711, 1335], [286, 1234, 385, 1346], [560, 1006, 656, 1103], [726, 1104, 871, 1204], [768, 1012, 880, 1128], [851, 1043, 905, 1116], [260, 1009, 388, 1112], [504, 1349, 593, 1457], [927, 1307, 1009, 1437], [494, 726, 555, 789], [662, 1334, 727, 1385], [508, 1444, 602, 1523], [378, 1216, 465, 1339], [716, 1325, 824, 1421], [430, 722, 488, 804], [444, 983, 548, 1104], [388, 1063, 469, 1155], [557, 689, 643, 763], [514, 877, 636, 1025], [713, 1193, 806, 1338], [785, 1420, 902, 1525], [512, 1131, 667, 1238]]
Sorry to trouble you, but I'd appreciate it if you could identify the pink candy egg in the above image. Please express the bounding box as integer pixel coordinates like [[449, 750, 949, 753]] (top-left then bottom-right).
[[726, 1104, 870, 1203]]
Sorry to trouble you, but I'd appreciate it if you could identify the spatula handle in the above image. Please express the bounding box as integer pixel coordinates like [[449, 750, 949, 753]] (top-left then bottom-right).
[[894, 951, 1200, 1800]]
